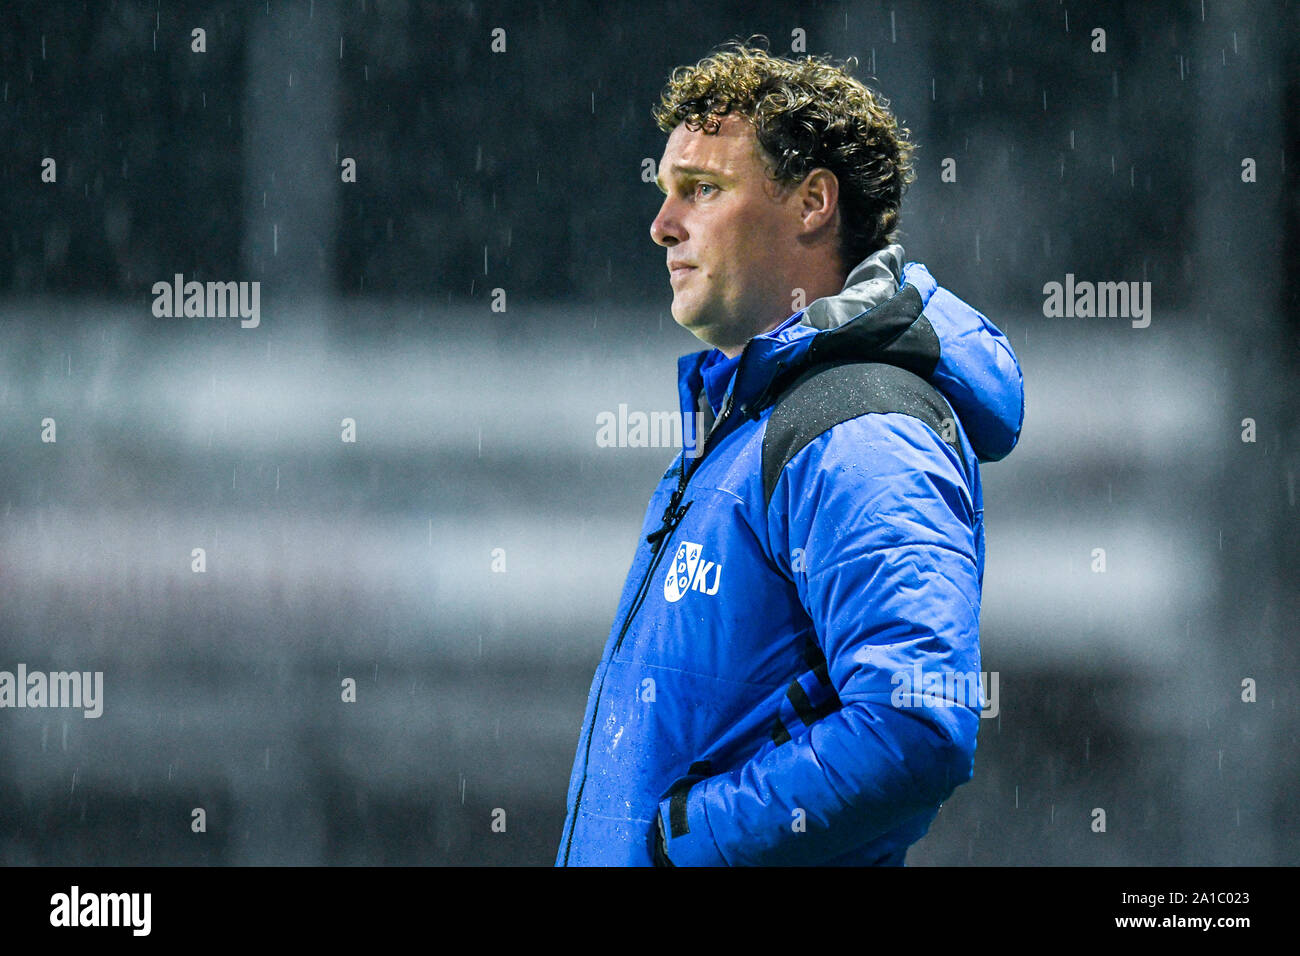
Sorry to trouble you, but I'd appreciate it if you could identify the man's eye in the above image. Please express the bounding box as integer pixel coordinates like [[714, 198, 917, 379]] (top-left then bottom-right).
[[694, 182, 717, 198]]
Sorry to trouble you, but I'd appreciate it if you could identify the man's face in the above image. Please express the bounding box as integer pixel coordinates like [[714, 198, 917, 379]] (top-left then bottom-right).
[[651, 112, 805, 353]]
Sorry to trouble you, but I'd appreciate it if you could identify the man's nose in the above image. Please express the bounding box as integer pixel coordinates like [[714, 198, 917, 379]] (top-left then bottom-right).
[[650, 197, 682, 247]]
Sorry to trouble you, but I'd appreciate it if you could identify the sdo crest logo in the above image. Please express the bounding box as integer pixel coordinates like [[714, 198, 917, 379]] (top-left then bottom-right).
[[664, 541, 723, 602]]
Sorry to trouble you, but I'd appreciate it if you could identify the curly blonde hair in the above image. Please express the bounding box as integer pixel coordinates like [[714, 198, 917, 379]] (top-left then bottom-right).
[[653, 37, 916, 269]]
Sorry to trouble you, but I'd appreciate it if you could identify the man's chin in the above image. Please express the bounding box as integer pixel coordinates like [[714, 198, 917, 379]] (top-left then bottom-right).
[[672, 307, 722, 346], [673, 317, 721, 348], [675, 323, 744, 356]]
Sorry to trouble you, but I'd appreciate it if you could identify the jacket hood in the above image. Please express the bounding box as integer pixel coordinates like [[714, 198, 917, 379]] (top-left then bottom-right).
[[677, 244, 1024, 463]]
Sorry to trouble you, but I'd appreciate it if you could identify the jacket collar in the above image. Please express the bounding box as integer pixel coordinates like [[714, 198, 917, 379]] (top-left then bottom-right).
[[676, 244, 926, 433]]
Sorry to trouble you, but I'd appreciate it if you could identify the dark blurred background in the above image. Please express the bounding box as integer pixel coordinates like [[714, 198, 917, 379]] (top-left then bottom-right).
[[0, 0, 1296, 865]]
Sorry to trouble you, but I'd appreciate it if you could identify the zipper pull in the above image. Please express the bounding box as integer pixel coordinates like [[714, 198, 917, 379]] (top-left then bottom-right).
[[646, 499, 690, 551]]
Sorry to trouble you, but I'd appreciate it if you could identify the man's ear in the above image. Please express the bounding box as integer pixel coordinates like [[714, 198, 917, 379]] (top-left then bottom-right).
[[798, 168, 839, 234]]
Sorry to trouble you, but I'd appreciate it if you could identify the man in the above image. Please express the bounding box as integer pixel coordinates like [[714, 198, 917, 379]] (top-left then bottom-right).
[[556, 41, 1024, 866]]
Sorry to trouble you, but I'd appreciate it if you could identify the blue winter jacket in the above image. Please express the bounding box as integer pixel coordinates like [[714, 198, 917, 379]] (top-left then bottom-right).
[[556, 245, 1024, 866]]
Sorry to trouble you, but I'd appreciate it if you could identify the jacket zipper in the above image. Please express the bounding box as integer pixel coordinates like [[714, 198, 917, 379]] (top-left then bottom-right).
[[559, 499, 691, 865], [644, 380, 738, 550], [613, 498, 693, 656], [560, 369, 746, 864], [620, 375, 741, 650]]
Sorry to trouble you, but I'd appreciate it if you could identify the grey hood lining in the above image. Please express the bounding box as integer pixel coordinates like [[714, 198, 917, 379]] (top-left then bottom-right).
[[798, 243, 906, 332]]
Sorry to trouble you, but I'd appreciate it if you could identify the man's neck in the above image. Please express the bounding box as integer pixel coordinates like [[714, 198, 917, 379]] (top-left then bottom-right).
[[716, 263, 850, 358], [716, 314, 788, 358]]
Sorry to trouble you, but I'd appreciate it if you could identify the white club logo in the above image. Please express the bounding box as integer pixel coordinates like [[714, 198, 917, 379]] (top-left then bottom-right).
[[664, 541, 722, 602]]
